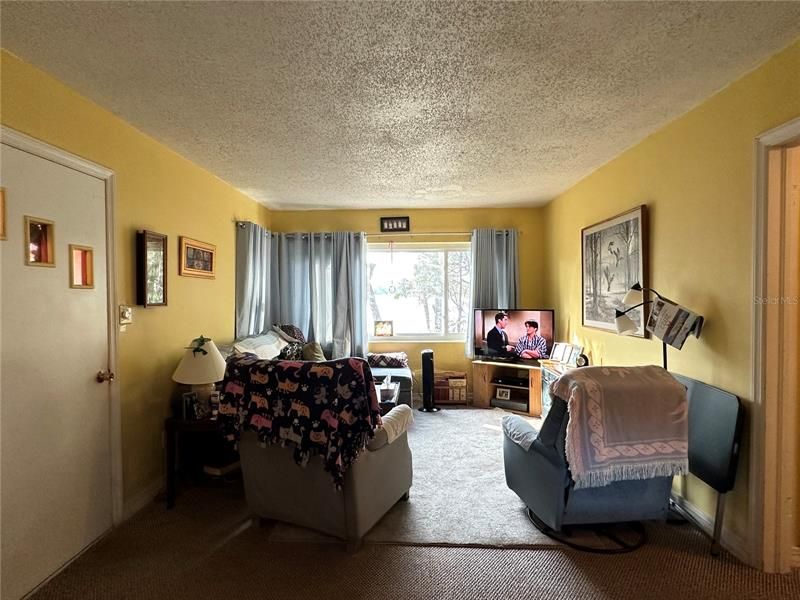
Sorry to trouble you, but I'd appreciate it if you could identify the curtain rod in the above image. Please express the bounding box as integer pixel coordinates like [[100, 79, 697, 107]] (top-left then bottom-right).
[[237, 221, 512, 237], [368, 231, 471, 237]]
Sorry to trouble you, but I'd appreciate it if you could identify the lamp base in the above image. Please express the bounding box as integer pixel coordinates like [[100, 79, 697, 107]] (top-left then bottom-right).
[[191, 383, 216, 413]]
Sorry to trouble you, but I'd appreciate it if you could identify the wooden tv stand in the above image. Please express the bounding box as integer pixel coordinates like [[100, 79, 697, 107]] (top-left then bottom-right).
[[471, 359, 542, 417]]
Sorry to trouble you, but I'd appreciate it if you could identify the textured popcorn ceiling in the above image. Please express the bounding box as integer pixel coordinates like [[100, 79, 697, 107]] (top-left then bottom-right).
[[2, 2, 800, 210]]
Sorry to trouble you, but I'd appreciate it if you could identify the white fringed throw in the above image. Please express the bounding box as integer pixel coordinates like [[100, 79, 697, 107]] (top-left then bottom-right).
[[551, 366, 688, 489]]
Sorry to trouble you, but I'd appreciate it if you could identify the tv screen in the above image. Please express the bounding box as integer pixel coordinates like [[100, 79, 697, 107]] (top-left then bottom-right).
[[474, 309, 555, 360]]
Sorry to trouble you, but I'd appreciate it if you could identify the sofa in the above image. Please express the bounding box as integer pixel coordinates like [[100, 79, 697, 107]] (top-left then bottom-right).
[[218, 353, 413, 549], [370, 366, 413, 406], [368, 352, 414, 407]]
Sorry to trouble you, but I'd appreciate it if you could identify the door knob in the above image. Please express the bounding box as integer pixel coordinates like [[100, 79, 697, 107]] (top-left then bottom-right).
[[96, 370, 115, 383]]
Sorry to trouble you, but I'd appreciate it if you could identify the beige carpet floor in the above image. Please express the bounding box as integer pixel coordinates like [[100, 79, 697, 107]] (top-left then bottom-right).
[[266, 407, 555, 546]]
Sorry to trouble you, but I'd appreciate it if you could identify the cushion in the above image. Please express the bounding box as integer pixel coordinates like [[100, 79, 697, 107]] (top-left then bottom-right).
[[278, 341, 304, 360], [367, 405, 413, 450], [302, 341, 327, 362], [233, 332, 288, 360], [272, 323, 305, 344], [367, 352, 409, 369]]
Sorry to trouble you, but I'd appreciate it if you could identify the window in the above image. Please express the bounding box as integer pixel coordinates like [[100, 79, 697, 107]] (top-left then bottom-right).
[[367, 243, 471, 339]]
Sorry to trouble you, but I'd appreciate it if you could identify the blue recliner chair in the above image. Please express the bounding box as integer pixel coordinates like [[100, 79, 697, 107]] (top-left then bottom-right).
[[502, 397, 672, 535], [503, 372, 743, 554]]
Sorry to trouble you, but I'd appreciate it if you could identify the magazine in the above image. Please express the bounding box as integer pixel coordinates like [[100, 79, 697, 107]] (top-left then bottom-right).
[[646, 298, 704, 350]]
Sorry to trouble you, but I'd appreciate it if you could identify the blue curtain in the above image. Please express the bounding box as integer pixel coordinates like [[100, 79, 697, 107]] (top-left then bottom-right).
[[465, 228, 520, 357], [235, 222, 272, 338], [235, 222, 368, 358]]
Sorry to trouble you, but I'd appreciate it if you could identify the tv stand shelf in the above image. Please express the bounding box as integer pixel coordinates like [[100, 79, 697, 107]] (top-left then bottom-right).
[[472, 360, 542, 417], [489, 382, 529, 391]]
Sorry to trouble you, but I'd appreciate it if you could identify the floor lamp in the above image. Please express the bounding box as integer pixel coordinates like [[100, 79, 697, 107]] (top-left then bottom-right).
[[614, 283, 704, 371]]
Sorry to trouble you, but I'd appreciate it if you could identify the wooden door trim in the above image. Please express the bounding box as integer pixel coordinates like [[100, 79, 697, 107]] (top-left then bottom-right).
[[1, 126, 122, 526], [751, 116, 800, 572]]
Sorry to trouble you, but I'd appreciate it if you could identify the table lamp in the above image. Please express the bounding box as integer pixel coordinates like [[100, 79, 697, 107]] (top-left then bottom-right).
[[172, 335, 226, 406]]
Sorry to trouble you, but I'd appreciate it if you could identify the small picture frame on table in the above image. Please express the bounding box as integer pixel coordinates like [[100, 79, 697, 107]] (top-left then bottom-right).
[[182, 391, 198, 420], [208, 391, 220, 420], [374, 320, 393, 336], [496, 387, 511, 401]]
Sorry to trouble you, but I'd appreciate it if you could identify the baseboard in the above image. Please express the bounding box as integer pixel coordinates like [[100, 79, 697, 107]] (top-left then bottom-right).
[[122, 478, 163, 522], [792, 546, 800, 568], [670, 493, 750, 565]]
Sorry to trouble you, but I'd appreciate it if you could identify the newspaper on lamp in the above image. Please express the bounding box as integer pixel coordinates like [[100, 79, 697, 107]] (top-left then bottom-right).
[[645, 298, 704, 350]]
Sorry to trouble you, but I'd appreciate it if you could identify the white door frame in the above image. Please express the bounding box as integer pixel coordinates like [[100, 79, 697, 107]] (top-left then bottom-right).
[[1, 125, 123, 525], [750, 116, 800, 573]]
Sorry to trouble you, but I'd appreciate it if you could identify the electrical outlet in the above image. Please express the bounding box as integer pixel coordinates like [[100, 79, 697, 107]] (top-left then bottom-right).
[[119, 305, 133, 325]]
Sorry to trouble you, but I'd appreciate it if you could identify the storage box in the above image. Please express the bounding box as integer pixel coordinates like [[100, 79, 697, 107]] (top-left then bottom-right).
[[448, 387, 467, 402], [434, 370, 467, 404], [434, 383, 450, 402]]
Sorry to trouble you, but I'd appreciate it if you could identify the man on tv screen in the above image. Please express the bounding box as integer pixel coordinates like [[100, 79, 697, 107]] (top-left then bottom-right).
[[514, 320, 549, 359], [486, 311, 514, 356]]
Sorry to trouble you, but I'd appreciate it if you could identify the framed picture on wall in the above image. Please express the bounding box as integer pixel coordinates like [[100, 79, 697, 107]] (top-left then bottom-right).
[[179, 236, 216, 279], [581, 205, 648, 336]]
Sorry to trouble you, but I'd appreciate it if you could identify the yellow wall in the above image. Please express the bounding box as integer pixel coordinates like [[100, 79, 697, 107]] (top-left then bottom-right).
[[0, 51, 271, 503], [542, 40, 800, 543], [271, 208, 546, 391]]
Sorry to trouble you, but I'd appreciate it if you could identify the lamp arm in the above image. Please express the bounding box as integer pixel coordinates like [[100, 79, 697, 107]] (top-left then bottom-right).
[[619, 299, 653, 315]]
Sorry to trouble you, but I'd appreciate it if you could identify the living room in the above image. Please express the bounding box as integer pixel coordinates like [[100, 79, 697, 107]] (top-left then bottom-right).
[[1, 2, 800, 598]]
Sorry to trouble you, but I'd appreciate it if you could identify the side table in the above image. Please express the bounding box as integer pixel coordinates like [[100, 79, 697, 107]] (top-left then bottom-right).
[[375, 381, 401, 416], [164, 417, 220, 509]]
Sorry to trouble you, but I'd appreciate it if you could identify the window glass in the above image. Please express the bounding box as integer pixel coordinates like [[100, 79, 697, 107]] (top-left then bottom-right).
[[367, 244, 471, 339]]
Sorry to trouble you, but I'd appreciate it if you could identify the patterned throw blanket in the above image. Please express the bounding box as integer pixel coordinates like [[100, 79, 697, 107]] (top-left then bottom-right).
[[218, 353, 382, 488], [551, 366, 688, 489]]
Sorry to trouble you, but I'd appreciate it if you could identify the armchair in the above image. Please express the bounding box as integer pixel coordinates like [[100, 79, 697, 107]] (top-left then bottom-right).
[[503, 397, 672, 534], [504, 368, 742, 555]]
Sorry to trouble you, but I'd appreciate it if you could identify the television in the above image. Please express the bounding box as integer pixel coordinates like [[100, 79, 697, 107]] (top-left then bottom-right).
[[473, 308, 555, 360]]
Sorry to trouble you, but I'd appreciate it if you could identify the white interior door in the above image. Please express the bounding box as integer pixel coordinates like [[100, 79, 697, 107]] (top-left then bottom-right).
[[1, 143, 113, 600]]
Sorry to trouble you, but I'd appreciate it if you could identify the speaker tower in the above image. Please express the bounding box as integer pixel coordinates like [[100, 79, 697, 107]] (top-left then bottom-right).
[[419, 349, 440, 412]]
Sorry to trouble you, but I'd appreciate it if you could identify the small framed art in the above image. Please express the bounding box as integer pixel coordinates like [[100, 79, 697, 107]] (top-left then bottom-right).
[[380, 216, 410, 232], [179, 236, 215, 279], [69, 244, 94, 288], [496, 387, 511, 401], [25, 216, 55, 267]]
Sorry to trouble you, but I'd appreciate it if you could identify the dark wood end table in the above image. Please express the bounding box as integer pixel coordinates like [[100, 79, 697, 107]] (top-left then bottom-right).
[[164, 417, 221, 509]]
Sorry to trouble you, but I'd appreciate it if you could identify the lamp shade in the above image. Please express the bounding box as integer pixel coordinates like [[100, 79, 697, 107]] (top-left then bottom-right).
[[623, 283, 644, 307], [614, 310, 640, 336], [172, 339, 226, 384]]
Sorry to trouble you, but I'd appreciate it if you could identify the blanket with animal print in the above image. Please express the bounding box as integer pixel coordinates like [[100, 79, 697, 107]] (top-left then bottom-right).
[[218, 353, 382, 488]]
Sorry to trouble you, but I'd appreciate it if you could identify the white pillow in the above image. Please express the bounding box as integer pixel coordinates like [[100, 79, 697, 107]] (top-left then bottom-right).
[[233, 332, 288, 360]]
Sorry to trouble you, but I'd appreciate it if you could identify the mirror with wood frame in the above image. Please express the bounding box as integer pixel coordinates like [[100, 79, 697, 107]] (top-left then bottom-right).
[[136, 230, 167, 307]]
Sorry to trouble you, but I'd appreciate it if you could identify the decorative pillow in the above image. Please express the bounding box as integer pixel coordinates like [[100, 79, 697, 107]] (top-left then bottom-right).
[[272, 323, 306, 344], [302, 341, 327, 362], [367, 352, 409, 369], [278, 342, 304, 361], [233, 332, 288, 360]]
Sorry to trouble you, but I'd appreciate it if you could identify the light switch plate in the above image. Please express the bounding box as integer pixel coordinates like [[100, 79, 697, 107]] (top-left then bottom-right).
[[119, 305, 133, 325]]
